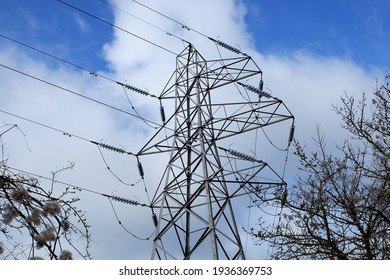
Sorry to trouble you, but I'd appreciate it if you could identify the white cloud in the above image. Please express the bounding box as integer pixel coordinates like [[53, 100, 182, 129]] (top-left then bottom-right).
[[259, 52, 380, 147]]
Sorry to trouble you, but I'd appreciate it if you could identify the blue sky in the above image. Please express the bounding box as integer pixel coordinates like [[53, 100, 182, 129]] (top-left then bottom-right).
[[1, 0, 389, 71], [0, 0, 114, 70], [0, 0, 388, 260], [244, 0, 390, 70]]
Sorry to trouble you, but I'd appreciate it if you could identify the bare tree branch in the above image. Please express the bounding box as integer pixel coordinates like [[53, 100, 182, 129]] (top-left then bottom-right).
[[250, 77, 390, 260]]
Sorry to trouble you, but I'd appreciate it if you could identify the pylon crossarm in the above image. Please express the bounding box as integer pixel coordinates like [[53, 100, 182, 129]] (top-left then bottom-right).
[[139, 96, 293, 155]]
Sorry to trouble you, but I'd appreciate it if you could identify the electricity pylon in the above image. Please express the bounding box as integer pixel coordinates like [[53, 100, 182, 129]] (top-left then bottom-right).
[[138, 44, 294, 259]]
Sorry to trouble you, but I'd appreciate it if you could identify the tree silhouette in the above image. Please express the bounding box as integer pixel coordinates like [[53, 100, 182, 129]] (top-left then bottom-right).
[[251, 76, 389, 259]]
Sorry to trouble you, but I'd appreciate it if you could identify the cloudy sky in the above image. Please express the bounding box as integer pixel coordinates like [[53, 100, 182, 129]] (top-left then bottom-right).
[[0, 0, 389, 260]]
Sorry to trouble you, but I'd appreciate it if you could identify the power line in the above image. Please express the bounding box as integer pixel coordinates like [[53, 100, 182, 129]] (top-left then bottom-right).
[[121, 85, 158, 129], [0, 108, 137, 157], [57, 0, 178, 56], [98, 0, 187, 44], [0, 109, 169, 201], [129, 0, 248, 56], [107, 197, 155, 240], [101, 0, 248, 57], [0, 34, 115, 84], [5, 165, 148, 207], [0, 62, 161, 128], [96, 145, 142, 187], [0, 33, 162, 134], [130, 0, 209, 39], [4, 164, 153, 240], [0, 33, 159, 100]]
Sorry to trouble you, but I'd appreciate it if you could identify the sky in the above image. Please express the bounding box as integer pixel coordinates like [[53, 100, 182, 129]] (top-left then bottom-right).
[[0, 0, 389, 260]]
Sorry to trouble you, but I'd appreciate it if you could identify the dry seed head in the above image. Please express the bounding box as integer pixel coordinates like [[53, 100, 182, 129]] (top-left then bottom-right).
[[11, 186, 29, 202], [43, 201, 61, 216], [59, 250, 73, 260]]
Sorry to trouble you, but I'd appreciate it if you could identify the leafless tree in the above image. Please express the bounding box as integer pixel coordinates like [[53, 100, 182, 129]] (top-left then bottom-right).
[[250, 77, 389, 259], [0, 127, 91, 260]]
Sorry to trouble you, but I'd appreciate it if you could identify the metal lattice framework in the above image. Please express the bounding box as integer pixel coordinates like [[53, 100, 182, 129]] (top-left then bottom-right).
[[138, 44, 294, 259]]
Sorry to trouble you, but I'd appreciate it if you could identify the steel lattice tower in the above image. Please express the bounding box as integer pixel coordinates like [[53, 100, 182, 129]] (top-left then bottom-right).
[[138, 44, 294, 259]]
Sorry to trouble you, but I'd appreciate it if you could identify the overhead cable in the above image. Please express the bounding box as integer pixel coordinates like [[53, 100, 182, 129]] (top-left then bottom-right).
[[57, 0, 178, 56], [0, 63, 162, 128], [107, 197, 155, 240], [0, 33, 159, 100], [0, 33, 116, 84], [6, 165, 147, 207], [0, 109, 137, 157], [95, 145, 142, 187], [6, 165, 152, 241], [130, 0, 208, 38], [121, 85, 159, 129], [129, 0, 248, 56], [0, 108, 90, 143], [98, 0, 187, 43]]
